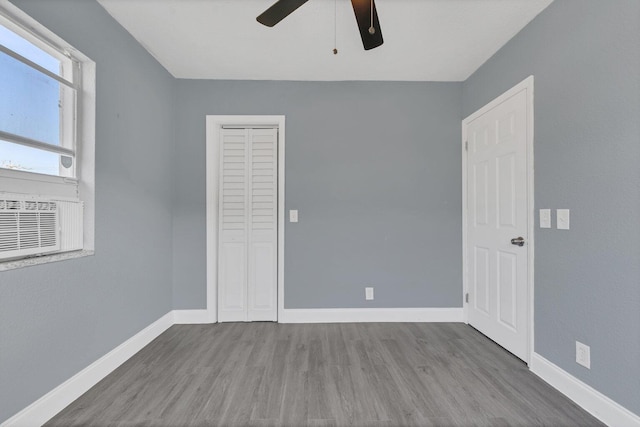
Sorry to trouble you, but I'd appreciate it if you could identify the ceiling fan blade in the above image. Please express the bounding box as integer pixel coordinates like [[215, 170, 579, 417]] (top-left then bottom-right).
[[351, 0, 383, 50], [257, 0, 309, 27]]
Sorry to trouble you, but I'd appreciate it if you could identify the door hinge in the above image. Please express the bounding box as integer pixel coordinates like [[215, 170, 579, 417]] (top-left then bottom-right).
[[465, 292, 469, 303], [465, 140, 468, 151]]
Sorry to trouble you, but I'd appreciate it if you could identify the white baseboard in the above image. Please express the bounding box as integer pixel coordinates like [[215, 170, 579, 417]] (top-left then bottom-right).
[[530, 352, 640, 427], [1, 312, 174, 427], [279, 307, 464, 323], [172, 309, 213, 324]]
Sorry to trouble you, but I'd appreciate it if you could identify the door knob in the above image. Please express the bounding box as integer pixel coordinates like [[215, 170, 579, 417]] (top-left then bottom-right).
[[511, 237, 525, 247]]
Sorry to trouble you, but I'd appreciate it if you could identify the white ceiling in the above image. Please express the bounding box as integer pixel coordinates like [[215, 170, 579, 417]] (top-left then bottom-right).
[[97, 0, 553, 82]]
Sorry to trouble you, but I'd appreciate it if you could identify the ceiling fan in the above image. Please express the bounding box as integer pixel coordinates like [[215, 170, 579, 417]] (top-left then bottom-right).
[[257, 0, 383, 51]]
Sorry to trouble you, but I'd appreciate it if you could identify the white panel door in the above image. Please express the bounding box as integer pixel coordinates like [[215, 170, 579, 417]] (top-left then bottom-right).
[[218, 128, 277, 322], [466, 89, 529, 361]]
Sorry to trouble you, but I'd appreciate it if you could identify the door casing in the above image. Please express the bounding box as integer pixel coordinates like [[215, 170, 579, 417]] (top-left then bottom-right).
[[206, 115, 286, 323], [461, 76, 535, 363]]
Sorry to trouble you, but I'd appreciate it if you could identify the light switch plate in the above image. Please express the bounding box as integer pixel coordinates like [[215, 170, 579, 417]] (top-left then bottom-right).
[[540, 209, 551, 228], [289, 210, 298, 223], [557, 209, 570, 230]]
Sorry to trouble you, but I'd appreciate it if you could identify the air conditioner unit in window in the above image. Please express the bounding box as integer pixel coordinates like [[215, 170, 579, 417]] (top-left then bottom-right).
[[0, 197, 83, 261]]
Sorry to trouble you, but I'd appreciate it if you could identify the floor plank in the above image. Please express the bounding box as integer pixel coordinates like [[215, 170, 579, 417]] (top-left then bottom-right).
[[45, 323, 604, 427]]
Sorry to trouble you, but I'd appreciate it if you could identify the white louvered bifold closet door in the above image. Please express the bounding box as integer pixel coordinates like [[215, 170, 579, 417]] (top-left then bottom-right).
[[218, 128, 278, 322]]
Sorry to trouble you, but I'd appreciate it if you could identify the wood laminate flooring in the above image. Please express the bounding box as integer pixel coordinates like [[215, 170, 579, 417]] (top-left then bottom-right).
[[46, 323, 603, 427]]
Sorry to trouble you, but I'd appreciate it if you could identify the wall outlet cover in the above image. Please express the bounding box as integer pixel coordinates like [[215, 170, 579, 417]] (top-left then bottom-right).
[[289, 209, 298, 223], [576, 341, 591, 369], [365, 287, 374, 300]]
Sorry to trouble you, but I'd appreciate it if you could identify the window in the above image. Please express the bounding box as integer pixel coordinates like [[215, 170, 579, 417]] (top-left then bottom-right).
[[0, 24, 76, 177], [0, 1, 95, 267]]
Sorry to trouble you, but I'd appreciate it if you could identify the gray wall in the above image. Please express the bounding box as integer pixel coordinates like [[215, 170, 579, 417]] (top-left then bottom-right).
[[463, 0, 640, 415], [0, 0, 175, 422], [173, 81, 463, 309]]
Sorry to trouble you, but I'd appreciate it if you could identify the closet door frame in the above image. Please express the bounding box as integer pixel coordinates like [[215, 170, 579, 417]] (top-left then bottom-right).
[[206, 115, 285, 323]]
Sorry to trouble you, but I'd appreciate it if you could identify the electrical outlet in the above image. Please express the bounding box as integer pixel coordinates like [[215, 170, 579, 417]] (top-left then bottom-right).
[[365, 287, 374, 301], [576, 341, 591, 369], [289, 209, 298, 223]]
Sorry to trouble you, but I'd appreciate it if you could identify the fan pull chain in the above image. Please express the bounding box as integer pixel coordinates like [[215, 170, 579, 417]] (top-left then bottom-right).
[[368, 0, 375, 34], [333, 0, 338, 54]]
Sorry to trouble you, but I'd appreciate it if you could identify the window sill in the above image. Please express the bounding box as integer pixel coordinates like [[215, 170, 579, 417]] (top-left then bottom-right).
[[0, 249, 95, 272]]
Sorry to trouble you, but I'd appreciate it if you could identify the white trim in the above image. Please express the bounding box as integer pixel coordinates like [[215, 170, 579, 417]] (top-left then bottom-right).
[[530, 353, 640, 427], [77, 60, 96, 252], [279, 308, 464, 324], [277, 122, 286, 323], [461, 120, 468, 325], [1, 312, 173, 427], [172, 309, 211, 325], [206, 115, 285, 324], [461, 75, 535, 363]]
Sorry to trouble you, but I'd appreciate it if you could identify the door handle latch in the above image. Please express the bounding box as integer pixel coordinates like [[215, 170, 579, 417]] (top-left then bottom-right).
[[511, 237, 525, 247]]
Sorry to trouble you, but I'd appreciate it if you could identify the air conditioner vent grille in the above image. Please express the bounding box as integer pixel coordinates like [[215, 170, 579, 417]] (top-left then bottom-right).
[[0, 200, 21, 210], [0, 199, 61, 260]]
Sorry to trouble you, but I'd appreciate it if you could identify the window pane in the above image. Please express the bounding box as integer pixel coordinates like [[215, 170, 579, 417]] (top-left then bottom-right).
[[0, 50, 62, 146], [0, 23, 60, 75], [0, 140, 69, 176]]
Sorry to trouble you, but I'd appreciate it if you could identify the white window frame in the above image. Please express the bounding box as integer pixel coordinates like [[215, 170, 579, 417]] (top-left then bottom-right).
[[0, 0, 95, 270]]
